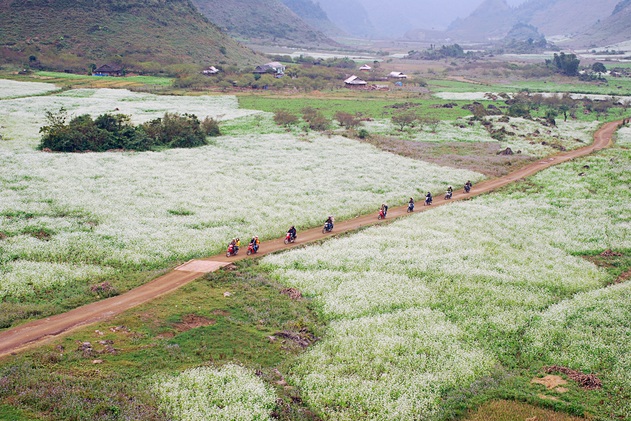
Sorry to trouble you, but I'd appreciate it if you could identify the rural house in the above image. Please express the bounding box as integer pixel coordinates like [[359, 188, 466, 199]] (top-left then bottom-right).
[[253, 62, 286, 77], [344, 75, 368, 88], [359, 64, 372, 71], [93, 64, 123, 77], [388, 71, 408, 79]]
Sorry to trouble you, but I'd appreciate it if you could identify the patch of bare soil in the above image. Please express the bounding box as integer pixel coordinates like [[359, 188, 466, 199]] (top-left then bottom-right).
[[212, 309, 230, 316], [359, 136, 536, 177], [531, 374, 567, 390], [616, 269, 631, 284], [280, 288, 302, 300], [544, 365, 602, 390], [465, 399, 588, 421], [272, 328, 318, 350], [601, 249, 623, 258], [173, 314, 215, 332]]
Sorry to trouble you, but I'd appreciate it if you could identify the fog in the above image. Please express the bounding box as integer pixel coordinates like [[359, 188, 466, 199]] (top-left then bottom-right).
[[319, 0, 530, 37]]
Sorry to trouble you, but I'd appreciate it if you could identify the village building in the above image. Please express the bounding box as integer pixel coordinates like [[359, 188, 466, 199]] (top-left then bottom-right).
[[253, 62, 286, 77], [359, 64, 372, 71], [344, 75, 368, 88], [388, 71, 408, 79], [93, 64, 124, 77], [202, 66, 219, 75]]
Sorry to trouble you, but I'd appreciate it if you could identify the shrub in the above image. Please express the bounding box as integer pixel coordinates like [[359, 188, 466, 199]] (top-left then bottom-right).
[[273, 110, 299, 128], [202, 116, 221, 136], [39, 108, 213, 152], [335, 111, 362, 129]]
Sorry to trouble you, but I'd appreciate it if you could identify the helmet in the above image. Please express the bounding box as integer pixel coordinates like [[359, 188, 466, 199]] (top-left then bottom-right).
[[255, 236, 258, 239]]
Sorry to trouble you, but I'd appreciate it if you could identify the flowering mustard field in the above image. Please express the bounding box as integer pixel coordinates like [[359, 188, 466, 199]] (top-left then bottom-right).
[[0, 85, 482, 301], [154, 364, 276, 421], [263, 126, 631, 420], [0, 79, 59, 99]]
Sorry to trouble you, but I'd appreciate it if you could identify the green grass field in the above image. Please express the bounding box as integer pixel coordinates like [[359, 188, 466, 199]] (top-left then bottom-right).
[[237, 95, 474, 120]]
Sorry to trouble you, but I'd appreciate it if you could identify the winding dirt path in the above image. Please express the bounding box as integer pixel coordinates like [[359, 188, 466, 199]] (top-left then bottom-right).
[[0, 120, 622, 359]]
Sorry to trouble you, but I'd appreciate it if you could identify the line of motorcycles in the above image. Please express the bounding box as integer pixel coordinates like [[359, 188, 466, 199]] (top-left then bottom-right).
[[228, 183, 472, 256]]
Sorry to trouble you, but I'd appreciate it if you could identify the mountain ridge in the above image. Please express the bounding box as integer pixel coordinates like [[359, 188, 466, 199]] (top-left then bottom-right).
[[0, 0, 261, 72]]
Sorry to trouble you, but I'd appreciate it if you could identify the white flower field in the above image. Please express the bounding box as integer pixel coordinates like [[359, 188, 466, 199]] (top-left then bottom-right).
[[0, 79, 59, 99], [2, 81, 630, 420], [263, 127, 631, 419], [153, 364, 276, 421], [0, 84, 482, 299]]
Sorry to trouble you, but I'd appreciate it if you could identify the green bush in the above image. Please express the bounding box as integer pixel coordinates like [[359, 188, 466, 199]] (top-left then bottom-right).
[[38, 109, 215, 152]]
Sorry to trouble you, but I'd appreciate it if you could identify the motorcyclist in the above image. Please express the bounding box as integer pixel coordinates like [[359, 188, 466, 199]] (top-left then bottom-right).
[[234, 238, 241, 253], [464, 180, 472, 193], [408, 197, 415, 211], [287, 226, 297, 240], [381, 203, 388, 217], [325, 215, 334, 230], [425, 191, 432, 205], [445, 185, 453, 199], [250, 236, 260, 252]]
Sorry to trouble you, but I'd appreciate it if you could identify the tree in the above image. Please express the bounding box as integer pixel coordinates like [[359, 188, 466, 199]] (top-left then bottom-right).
[[546, 52, 580, 76], [335, 111, 362, 129], [591, 62, 607, 74], [273, 110, 299, 128], [391, 110, 419, 131]]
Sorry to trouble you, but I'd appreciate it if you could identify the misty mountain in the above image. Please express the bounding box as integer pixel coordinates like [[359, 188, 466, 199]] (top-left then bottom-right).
[[317, 0, 376, 38], [191, 0, 338, 46], [0, 0, 260, 72], [443, 0, 620, 42], [280, 0, 344, 36], [572, 0, 631, 47], [514, 0, 620, 37], [318, 0, 527, 39]]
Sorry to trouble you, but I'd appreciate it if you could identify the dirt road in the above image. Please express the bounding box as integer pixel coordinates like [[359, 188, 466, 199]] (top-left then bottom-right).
[[0, 120, 622, 359]]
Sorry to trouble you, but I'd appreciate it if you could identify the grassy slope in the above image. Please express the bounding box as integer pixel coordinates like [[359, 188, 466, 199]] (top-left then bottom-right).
[[191, 0, 336, 46], [0, 260, 323, 420], [0, 0, 261, 71]]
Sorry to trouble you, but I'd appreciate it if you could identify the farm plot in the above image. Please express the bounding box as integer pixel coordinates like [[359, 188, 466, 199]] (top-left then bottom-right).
[[263, 126, 631, 420], [0, 86, 482, 305], [154, 364, 276, 421], [0, 78, 59, 99], [361, 117, 598, 157]]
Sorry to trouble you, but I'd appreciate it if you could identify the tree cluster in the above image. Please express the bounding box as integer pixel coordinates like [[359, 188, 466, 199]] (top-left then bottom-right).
[[546, 52, 580, 76], [39, 108, 220, 152]]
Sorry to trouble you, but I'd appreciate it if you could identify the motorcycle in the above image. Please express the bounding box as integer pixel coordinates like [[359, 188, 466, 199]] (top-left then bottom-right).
[[226, 243, 238, 257], [445, 190, 453, 200], [322, 222, 334, 233], [424, 196, 433, 206], [464, 184, 471, 193], [378, 209, 386, 220], [407, 202, 414, 213], [246, 243, 258, 255], [284, 232, 296, 244]]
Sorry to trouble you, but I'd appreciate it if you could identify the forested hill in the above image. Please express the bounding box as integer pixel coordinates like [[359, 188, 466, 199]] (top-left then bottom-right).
[[191, 0, 339, 46], [0, 0, 261, 72]]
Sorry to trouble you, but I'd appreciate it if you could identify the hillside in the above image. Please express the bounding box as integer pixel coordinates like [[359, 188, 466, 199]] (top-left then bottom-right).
[[280, 0, 344, 36], [572, 0, 631, 47], [0, 0, 260, 72], [515, 0, 620, 37], [444, 0, 619, 42], [191, 0, 338, 46], [446, 0, 514, 41], [317, 0, 376, 38]]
